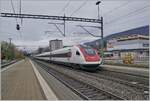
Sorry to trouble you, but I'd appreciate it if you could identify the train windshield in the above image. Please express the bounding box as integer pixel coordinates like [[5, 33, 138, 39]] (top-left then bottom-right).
[[79, 45, 96, 56], [84, 48, 96, 55]]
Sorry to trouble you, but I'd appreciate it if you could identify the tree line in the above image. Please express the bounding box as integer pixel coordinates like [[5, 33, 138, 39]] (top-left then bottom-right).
[[1, 41, 24, 60]]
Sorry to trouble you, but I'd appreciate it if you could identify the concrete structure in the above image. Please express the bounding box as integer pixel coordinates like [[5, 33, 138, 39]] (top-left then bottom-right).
[[101, 64, 149, 77], [1, 59, 57, 100], [105, 35, 149, 66], [49, 39, 63, 51], [107, 35, 149, 51]]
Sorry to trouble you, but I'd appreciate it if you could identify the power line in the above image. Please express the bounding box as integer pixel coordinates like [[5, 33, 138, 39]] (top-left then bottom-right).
[[77, 25, 101, 37], [19, 0, 23, 25], [106, 15, 149, 29], [59, 0, 71, 15], [103, 1, 130, 17], [10, 0, 22, 39], [70, 0, 87, 16], [10, 0, 18, 24], [105, 5, 150, 25]]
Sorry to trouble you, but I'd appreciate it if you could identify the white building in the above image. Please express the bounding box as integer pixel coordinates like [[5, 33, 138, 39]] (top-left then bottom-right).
[[105, 35, 149, 66], [107, 35, 149, 51], [49, 39, 63, 51]]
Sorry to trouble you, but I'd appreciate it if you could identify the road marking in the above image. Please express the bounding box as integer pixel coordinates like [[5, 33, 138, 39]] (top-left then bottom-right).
[[1, 60, 23, 72], [29, 59, 58, 100]]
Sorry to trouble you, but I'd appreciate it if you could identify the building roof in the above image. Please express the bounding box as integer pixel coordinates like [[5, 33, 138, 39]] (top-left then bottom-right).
[[112, 34, 149, 42], [84, 25, 149, 48], [105, 25, 149, 40]]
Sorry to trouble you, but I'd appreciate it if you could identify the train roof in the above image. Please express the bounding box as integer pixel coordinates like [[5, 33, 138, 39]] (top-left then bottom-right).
[[35, 46, 72, 56], [35, 52, 50, 57], [52, 46, 71, 52]]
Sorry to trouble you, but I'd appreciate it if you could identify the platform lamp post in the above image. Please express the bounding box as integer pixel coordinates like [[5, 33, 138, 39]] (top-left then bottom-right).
[[96, 1, 101, 19], [96, 1, 104, 63]]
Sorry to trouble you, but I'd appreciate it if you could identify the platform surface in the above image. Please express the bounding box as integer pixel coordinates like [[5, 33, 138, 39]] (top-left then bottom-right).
[[101, 64, 149, 77], [1, 59, 46, 100]]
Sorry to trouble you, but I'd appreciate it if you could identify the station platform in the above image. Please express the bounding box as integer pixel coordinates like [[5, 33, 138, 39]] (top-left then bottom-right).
[[1, 58, 57, 100], [101, 64, 149, 77]]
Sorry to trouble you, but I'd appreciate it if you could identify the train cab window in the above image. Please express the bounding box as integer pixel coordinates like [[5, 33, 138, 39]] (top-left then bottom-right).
[[84, 48, 96, 56], [76, 51, 80, 55]]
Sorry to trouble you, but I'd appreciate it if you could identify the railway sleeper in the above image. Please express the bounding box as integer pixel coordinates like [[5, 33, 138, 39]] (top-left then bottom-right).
[[79, 88, 95, 93], [72, 86, 87, 89], [93, 95, 108, 100], [74, 85, 90, 89], [87, 93, 102, 98], [83, 90, 99, 96]]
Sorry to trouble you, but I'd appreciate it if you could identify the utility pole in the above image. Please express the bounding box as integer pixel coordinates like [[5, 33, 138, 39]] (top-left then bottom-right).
[[8, 38, 14, 59], [8, 38, 12, 45], [96, 1, 104, 62], [96, 1, 101, 19], [63, 14, 66, 37], [101, 16, 104, 60]]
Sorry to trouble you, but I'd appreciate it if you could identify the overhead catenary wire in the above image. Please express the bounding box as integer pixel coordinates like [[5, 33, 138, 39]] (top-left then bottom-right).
[[59, 0, 71, 15], [10, 0, 18, 24], [106, 15, 149, 31], [19, 0, 23, 25], [106, 8, 149, 27], [105, 5, 150, 25], [70, 0, 87, 16], [10, 0, 22, 39], [103, 1, 131, 17]]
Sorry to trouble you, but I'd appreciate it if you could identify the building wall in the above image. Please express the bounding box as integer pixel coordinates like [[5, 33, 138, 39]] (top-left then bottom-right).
[[107, 39, 149, 51], [105, 36, 149, 66], [104, 50, 149, 66], [49, 40, 63, 51]]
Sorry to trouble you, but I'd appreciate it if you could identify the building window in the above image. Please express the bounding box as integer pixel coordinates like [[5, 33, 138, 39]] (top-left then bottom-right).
[[118, 52, 121, 57], [140, 51, 143, 54], [146, 51, 149, 56], [143, 43, 149, 47]]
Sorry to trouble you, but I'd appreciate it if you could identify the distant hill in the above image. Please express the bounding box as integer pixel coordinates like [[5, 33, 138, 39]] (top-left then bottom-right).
[[104, 25, 149, 40], [84, 25, 149, 48]]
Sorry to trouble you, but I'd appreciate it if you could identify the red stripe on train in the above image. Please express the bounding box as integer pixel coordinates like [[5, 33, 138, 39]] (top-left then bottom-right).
[[79, 47, 100, 62]]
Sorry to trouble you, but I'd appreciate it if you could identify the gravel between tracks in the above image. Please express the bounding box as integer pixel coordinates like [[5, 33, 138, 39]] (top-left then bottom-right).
[[37, 60, 145, 100]]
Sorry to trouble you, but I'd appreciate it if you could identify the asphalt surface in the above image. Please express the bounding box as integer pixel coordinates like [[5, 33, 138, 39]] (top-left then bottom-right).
[[1, 59, 46, 100]]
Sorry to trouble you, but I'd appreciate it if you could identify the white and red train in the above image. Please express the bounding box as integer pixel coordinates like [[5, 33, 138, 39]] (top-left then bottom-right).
[[34, 45, 102, 71]]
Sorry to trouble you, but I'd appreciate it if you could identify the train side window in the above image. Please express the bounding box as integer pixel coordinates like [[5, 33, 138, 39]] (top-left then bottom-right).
[[76, 51, 80, 55]]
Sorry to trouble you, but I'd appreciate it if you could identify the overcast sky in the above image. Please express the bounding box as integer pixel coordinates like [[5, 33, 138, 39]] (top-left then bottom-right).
[[0, 0, 150, 51]]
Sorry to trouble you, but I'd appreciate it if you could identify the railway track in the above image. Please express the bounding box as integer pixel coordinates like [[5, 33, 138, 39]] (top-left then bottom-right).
[[72, 66, 149, 99], [34, 59, 147, 99], [41, 60, 148, 93], [58, 62, 149, 91], [1, 60, 18, 68], [94, 70, 149, 90], [82, 70, 149, 99], [34, 60, 124, 100]]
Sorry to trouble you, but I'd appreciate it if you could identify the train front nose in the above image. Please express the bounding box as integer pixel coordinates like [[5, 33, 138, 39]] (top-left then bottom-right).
[[84, 55, 100, 62]]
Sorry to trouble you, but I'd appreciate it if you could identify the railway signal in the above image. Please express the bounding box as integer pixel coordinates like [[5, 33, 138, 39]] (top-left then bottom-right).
[[16, 24, 20, 30]]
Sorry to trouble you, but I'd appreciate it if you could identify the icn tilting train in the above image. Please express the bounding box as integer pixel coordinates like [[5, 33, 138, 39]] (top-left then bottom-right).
[[34, 45, 102, 71]]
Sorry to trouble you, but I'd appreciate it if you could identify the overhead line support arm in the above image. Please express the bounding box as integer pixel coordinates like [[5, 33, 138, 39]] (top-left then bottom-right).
[[1, 13, 102, 23]]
